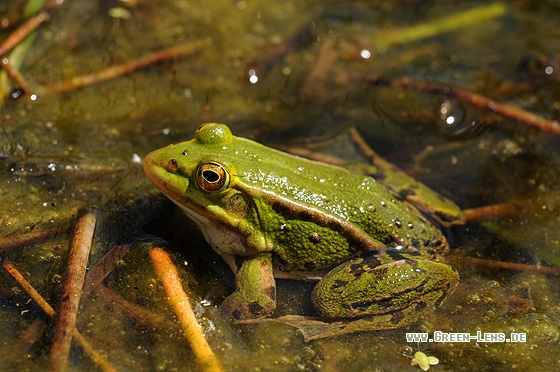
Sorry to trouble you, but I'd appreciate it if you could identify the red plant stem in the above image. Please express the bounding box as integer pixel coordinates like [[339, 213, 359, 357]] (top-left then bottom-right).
[[397, 77, 560, 135], [0, 11, 49, 57], [356, 74, 560, 136], [43, 40, 208, 94]]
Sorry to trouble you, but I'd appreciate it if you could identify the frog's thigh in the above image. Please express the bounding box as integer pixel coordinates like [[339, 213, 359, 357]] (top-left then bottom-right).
[[311, 256, 458, 321], [220, 253, 276, 320]]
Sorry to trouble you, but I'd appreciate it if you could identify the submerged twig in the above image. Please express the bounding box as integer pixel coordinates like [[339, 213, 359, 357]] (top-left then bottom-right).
[[300, 37, 339, 102], [0, 319, 47, 357], [1, 59, 31, 92], [40, 39, 209, 94], [1, 258, 116, 372], [2, 260, 56, 317], [50, 208, 96, 372], [462, 204, 517, 223], [95, 285, 172, 329], [1, 1, 205, 101], [81, 243, 175, 329], [0, 228, 62, 253], [355, 75, 560, 135], [452, 256, 560, 277], [149, 247, 223, 372], [401, 78, 560, 135], [248, 23, 313, 79], [81, 243, 130, 299], [0, 11, 49, 57]]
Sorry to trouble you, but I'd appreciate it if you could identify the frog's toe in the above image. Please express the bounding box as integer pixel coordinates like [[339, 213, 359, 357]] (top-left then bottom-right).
[[221, 290, 276, 320]]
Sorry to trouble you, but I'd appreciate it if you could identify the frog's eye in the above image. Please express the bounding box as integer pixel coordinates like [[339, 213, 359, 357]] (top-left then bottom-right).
[[195, 161, 230, 192]]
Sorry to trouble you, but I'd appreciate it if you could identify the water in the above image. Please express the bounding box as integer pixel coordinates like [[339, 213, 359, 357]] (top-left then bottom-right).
[[1, 1, 559, 370]]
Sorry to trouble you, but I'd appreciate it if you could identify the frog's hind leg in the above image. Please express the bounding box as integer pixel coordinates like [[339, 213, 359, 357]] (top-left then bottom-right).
[[311, 255, 459, 327]]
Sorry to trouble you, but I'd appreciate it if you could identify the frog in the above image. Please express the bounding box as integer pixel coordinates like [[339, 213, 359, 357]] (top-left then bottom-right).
[[143, 123, 460, 338]]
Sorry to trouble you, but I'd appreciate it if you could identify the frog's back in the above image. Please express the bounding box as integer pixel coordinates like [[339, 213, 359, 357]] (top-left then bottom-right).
[[225, 137, 446, 257]]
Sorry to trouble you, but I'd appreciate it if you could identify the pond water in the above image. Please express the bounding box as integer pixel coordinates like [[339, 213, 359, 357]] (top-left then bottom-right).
[[1, 0, 560, 371]]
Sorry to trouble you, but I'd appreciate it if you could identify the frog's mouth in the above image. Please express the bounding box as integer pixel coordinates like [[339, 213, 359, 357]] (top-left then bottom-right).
[[143, 153, 257, 259], [143, 155, 202, 217]]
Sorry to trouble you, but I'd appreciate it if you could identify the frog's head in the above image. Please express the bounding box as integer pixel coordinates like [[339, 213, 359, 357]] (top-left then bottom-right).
[[143, 123, 248, 222]]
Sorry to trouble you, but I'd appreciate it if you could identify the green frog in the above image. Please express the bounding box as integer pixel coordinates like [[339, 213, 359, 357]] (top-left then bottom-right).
[[143, 123, 461, 338]]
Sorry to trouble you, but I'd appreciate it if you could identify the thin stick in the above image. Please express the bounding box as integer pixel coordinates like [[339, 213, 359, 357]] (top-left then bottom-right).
[[41, 39, 208, 94], [397, 78, 560, 136], [0, 319, 47, 355], [96, 285, 171, 329], [0, 59, 31, 92], [2, 260, 56, 317], [300, 37, 338, 101], [50, 208, 96, 372], [82, 243, 130, 299], [0, 228, 61, 253], [2, 259, 117, 372], [453, 256, 560, 277], [0, 11, 49, 57], [248, 23, 312, 78], [149, 247, 223, 372], [356, 75, 560, 136], [462, 204, 516, 223]]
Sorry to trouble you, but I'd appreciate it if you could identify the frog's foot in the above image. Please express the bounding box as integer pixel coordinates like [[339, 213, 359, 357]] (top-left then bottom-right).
[[268, 310, 421, 341], [238, 302, 424, 341], [311, 255, 459, 322], [220, 253, 277, 320]]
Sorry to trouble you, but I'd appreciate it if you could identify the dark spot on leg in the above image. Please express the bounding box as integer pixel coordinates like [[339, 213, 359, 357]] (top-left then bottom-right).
[[415, 301, 427, 312], [365, 258, 383, 270], [331, 280, 348, 289], [374, 266, 388, 279], [349, 262, 367, 276], [434, 292, 447, 309], [350, 297, 392, 312], [377, 298, 393, 309], [232, 309, 242, 320], [248, 301, 265, 316], [414, 278, 431, 293], [390, 310, 405, 324], [405, 258, 417, 266]]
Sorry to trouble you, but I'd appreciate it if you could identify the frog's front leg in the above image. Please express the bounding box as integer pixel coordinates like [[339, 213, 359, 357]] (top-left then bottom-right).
[[312, 254, 459, 328], [220, 253, 277, 320]]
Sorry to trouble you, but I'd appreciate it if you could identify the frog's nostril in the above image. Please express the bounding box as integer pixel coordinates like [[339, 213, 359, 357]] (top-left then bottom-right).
[[167, 158, 179, 172]]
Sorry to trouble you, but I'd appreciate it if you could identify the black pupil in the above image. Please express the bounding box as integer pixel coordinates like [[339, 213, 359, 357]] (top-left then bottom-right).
[[202, 170, 220, 183]]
